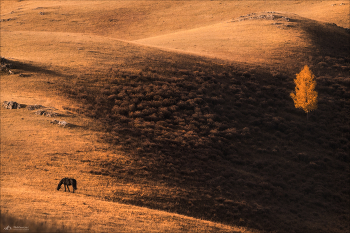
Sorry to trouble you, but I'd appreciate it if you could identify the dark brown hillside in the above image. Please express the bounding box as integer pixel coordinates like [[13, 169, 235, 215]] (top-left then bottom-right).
[[2, 8, 348, 232], [55, 14, 350, 233], [60, 44, 349, 232], [2, 1, 349, 232], [299, 17, 350, 57]]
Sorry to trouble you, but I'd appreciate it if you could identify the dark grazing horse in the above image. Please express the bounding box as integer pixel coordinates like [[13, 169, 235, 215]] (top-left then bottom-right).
[[57, 178, 77, 193]]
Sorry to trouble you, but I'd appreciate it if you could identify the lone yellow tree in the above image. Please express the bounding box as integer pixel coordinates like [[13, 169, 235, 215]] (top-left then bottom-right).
[[290, 65, 318, 120]]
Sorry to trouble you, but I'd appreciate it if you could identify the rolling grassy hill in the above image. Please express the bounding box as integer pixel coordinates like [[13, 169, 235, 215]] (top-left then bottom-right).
[[56, 13, 349, 232], [1, 1, 349, 232], [60, 41, 349, 233]]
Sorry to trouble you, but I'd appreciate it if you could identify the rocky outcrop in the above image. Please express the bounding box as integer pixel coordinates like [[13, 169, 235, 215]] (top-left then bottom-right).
[[26, 105, 45, 110], [35, 109, 59, 117], [1, 57, 15, 75], [2, 101, 21, 109], [27, 105, 60, 117], [4, 100, 71, 126], [50, 119, 69, 127]]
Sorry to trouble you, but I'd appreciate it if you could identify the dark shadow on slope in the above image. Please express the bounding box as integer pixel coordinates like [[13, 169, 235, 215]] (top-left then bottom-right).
[[57, 22, 349, 233], [299, 18, 350, 58], [1, 57, 63, 77], [62, 57, 349, 233]]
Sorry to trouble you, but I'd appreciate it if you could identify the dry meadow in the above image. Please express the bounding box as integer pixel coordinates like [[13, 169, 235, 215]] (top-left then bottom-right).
[[1, 1, 349, 233]]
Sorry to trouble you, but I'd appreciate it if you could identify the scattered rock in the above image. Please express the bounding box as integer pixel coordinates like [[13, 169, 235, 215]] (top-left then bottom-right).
[[4, 64, 13, 69], [35, 109, 59, 117], [19, 73, 32, 77], [35, 110, 46, 115], [232, 13, 293, 24], [3, 99, 71, 127], [1, 57, 15, 74], [0, 18, 14, 22], [26, 105, 45, 110], [2, 101, 21, 109], [27, 105, 60, 117], [1, 57, 8, 64], [51, 119, 69, 127]]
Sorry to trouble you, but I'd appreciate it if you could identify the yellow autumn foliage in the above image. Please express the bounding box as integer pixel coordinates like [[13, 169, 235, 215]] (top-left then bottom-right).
[[290, 65, 318, 114]]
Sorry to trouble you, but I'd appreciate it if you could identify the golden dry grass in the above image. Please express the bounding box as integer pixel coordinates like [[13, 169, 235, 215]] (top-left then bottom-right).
[[1, 0, 348, 69], [1, 73, 249, 232], [2, 185, 244, 232], [1, 0, 349, 232], [1, 0, 349, 40], [134, 14, 310, 66]]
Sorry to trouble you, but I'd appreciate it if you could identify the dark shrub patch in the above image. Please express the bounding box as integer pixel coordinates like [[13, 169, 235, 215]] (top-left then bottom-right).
[[60, 52, 350, 233]]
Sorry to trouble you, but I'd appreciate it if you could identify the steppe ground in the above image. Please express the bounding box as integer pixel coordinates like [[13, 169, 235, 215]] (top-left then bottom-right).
[[1, 1, 349, 233]]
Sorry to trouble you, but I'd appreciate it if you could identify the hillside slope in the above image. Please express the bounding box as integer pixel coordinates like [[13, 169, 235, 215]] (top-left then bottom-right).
[[134, 12, 349, 68], [1, 1, 349, 233], [1, 0, 349, 40], [0, 64, 249, 233], [61, 51, 349, 233]]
